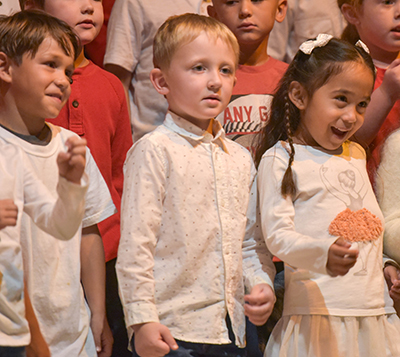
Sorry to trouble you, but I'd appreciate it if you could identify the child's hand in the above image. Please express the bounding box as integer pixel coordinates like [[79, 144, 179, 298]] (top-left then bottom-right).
[[244, 283, 275, 326], [90, 314, 113, 357], [0, 199, 18, 229], [57, 137, 87, 184], [380, 58, 400, 103], [133, 322, 178, 357], [326, 238, 358, 277], [384, 264, 400, 302]]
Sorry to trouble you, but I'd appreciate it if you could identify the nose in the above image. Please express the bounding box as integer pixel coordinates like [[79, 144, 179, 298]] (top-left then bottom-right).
[[239, 0, 252, 19], [342, 106, 358, 125], [207, 69, 222, 92], [80, 0, 94, 14], [54, 74, 71, 91], [395, 3, 400, 18]]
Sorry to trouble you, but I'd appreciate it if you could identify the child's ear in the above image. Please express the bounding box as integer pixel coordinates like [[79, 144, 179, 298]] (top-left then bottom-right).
[[0, 52, 13, 84], [275, 0, 288, 23], [207, 5, 218, 20], [22, 0, 40, 10], [340, 3, 360, 26], [150, 68, 169, 96], [288, 81, 307, 110]]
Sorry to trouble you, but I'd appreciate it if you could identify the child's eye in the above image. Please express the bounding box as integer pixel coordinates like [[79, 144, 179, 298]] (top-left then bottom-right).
[[225, 1, 239, 5], [45, 61, 57, 69], [192, 65, 205, 72], [382, 0, 394, 4], [335, 95, 347, 103], [220, 66, 233, 75], [357, 101, 369, 110]]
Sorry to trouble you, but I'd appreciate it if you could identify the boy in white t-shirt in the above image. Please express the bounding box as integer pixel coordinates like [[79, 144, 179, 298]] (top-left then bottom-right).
[[0, 10, 116, 357], [0, 135, 88, 357], [117, 13, 276, 357]]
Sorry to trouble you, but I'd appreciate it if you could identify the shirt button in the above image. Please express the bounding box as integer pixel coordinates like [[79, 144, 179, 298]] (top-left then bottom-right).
[[72, 100, 79, 108]]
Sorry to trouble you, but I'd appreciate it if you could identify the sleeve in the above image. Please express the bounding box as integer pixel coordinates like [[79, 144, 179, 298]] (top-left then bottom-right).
[[82, 148, 116, 228], [258, 153, 336, 275], [376, 132, 400, 264], [242, 170, 276, 293], [22, 154, 89, 241], [116, 138, 166, 328], [104, 0, 142, 72]]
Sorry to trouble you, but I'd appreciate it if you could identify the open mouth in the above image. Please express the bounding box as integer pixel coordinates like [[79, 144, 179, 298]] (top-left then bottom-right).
[[331, 127, 349, 139]]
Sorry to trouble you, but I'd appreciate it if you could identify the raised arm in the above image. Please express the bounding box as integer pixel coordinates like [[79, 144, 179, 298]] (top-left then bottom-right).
[[355, 59, 400, 146]]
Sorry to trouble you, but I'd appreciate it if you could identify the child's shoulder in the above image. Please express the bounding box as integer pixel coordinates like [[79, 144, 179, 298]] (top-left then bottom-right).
[[76, 61, 126, 99]]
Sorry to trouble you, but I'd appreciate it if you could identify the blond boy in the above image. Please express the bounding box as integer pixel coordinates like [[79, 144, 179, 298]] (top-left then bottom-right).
[[117, 13, 275, 357]]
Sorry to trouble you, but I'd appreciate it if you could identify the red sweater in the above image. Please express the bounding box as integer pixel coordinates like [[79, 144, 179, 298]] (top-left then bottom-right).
[[47, 61, 133, 261]]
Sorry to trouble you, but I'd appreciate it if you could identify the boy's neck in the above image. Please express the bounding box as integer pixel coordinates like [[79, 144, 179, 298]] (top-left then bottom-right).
[[74, 49, 90, 68], [0, 100, 47, 137], [239, 37, 270, 66]]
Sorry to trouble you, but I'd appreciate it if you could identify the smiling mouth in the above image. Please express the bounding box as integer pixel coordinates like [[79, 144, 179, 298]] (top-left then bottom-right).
[[47, 93, 62, 102], [331, 127, 350, 138]]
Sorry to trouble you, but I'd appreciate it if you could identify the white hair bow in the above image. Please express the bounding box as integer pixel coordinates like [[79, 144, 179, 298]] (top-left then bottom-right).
[[299, 34, 334, 55], [355, 40, 370, 54]]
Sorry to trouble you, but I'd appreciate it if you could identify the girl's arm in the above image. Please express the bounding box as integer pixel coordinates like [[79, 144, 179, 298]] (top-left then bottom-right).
[[258, 154, 338, 274], [355, 59, 400, 146]]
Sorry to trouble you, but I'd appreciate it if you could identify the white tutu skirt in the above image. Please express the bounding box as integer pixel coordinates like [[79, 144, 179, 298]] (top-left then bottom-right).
[[265, 314, 400, 357]]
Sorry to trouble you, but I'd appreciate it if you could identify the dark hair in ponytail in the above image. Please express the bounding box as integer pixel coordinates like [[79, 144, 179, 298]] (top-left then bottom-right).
[[254, 37, 375, 198]]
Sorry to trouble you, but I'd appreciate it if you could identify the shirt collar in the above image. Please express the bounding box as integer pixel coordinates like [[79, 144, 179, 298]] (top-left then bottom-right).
[[163, 111, 229, 154]]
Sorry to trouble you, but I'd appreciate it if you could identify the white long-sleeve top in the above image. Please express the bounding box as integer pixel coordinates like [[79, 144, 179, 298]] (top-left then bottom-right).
[[117, 112, 275, 347], [0, 137, 88, 346], [258, 141, 393, 317]]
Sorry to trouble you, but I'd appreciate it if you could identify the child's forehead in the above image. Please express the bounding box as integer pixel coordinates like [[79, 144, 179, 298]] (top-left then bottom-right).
[[175, 32, 236, 58], [31, 35, 74, 60]]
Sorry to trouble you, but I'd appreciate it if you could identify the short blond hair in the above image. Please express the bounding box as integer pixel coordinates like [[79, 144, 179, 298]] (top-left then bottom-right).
[[153, 13, 239, 70]]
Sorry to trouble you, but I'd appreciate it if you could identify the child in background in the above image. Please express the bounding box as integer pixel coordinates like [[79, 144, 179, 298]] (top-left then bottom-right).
[[255, 36, 400, 356], [376, 128, 400, 315], [268, 0, 345, 63], [20, 0, 133, 354], [0, 10, 116, 357], [0, 135, 87, 357], [207, 0, 287, 154], [117, 13, 276, 357], [338, 0, 400, 187], [104, 0, 203, 142]]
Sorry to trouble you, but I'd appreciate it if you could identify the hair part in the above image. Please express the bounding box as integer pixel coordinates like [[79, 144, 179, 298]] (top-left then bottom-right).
[[338, 0, 363, 44], [254, 37, 375, 198], [0, 10, 81, 65], [153, 13, 239, 70]]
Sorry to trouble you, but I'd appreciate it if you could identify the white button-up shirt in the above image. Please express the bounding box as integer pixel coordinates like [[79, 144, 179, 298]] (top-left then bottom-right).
[[117, 112, 275, 347]]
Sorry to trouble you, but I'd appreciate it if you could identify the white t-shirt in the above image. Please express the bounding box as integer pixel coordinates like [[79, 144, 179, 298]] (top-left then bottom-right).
[[0, 124, 116, 356], [104, 0, 203, 141], [0, 137, 88, 347]]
